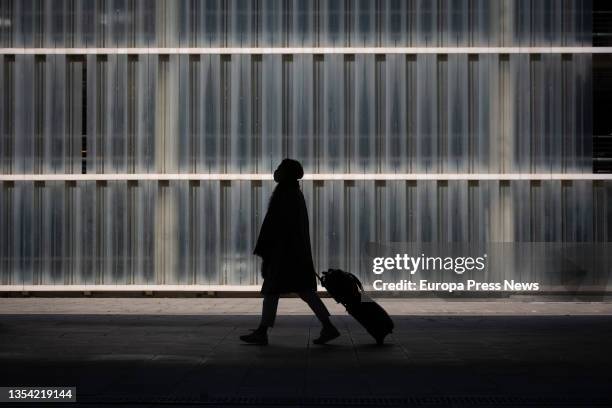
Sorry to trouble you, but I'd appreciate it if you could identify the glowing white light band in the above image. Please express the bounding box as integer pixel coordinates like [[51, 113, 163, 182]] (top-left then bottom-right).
[[0, 173, 610, 182], [1, 47, 610, 55]]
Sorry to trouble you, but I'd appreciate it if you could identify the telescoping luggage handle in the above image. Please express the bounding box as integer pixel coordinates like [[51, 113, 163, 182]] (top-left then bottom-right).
[[316, 269, 365, 292]]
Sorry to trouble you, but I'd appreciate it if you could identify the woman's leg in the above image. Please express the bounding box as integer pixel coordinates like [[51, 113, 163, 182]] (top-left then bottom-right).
[[298, 290, 340, 344], [298, 290, 332, 326], [260, 293, 280, 329], [240, 293, 279, 345]]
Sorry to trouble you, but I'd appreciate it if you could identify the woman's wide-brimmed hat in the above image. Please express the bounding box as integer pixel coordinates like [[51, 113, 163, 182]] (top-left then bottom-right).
[[274, 159, 304, 182]]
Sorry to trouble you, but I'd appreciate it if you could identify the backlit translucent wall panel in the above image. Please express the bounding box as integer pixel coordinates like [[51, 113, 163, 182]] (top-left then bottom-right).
[[0, 53, 594, 175], [0, 0, 593, 48], [0, 1, 609, 289], [0, 180, 610, 286]]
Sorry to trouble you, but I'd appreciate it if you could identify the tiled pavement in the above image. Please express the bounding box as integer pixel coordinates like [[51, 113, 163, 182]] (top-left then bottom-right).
[[1, 299, 612, 407], [2, 297, 612, 315]]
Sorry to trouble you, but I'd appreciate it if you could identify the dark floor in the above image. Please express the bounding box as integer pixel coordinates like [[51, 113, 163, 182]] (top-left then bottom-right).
[[1, 314, 611, 407]]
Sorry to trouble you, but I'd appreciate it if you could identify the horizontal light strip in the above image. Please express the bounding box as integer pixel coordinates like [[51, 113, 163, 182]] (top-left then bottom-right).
[[0, 173, 611, 181], [1, 47, 611, 55], [0, 284, 607, 292], [0, 284, 322, 292]]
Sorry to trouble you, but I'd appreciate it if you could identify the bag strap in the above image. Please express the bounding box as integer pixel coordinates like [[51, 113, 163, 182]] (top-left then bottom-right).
[[349, 273, 364, 292]]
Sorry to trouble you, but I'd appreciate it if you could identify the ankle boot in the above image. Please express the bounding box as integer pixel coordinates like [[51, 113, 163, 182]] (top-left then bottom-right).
[[313, 325, 340, 345], [240, 327, 268, 345]]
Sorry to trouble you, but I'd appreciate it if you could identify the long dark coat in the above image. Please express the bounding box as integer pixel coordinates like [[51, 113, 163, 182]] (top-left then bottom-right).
[[253, 180, 317, 294]]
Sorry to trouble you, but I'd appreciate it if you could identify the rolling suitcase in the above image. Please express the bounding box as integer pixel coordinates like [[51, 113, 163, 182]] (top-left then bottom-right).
[[318, 269, 394, 345]]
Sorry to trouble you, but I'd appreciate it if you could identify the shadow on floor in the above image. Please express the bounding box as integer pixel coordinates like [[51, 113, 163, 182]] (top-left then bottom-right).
[[1, 314, 611, 407]]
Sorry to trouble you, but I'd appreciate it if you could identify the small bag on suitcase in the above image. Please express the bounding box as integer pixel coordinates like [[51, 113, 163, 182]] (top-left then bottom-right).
[[318, 269, 394, 345]]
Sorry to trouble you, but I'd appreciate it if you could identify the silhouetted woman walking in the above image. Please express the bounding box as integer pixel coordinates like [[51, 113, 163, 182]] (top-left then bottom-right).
[[240, 159, 340, 345]]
